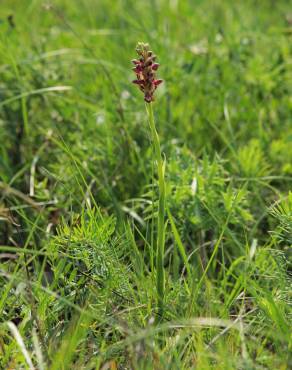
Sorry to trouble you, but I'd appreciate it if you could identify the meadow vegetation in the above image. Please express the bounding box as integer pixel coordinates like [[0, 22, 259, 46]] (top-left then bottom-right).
[[0, 0, 291, 368]]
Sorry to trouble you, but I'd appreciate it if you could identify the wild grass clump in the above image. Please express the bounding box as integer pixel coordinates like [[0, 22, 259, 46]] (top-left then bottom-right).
[[0, 0, 291, 369]]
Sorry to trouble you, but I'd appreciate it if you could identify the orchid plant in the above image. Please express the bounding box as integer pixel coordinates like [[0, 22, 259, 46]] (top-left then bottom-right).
[[132, 42, 166, 320]]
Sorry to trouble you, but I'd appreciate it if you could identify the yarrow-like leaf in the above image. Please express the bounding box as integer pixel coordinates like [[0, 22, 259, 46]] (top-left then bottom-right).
[[132, 42, 163, 103]]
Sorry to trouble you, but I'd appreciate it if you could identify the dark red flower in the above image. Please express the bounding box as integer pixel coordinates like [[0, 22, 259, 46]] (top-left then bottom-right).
[[132, 42, 163, 103]]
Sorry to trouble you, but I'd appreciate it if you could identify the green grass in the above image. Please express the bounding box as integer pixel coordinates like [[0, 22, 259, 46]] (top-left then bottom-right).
[[0, 0, 291, 368]]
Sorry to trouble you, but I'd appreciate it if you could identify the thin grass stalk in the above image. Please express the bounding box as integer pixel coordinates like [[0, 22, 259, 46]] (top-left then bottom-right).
[[146, 102, 166, 320]]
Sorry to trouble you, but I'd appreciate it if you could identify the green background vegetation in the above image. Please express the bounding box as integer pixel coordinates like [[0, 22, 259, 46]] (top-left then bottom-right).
[[0, 0, 291, 368]]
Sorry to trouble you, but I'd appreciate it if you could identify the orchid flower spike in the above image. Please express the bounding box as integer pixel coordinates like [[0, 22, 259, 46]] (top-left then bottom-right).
[[132, 42, 163, 103]]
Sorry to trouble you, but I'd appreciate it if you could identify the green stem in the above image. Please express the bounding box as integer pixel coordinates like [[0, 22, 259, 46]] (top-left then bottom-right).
[[146, 102, 166, 320]]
